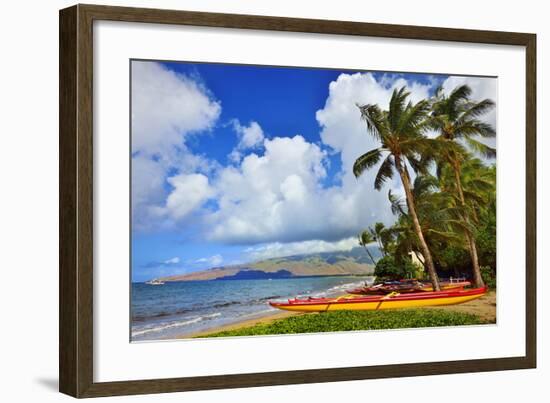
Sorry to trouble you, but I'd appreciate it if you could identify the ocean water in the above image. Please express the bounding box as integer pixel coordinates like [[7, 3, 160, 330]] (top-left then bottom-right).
[[131, 276, 374, 341]]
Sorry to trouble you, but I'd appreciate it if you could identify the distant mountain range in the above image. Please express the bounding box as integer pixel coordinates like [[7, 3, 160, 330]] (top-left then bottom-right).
[[157, 246, 380, 282]]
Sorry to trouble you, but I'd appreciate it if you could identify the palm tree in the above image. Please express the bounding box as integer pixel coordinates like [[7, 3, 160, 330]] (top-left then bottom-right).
[[353, 87, 446, 291], [445, 156, 496, 224], [430, 84, 496, 287], [369, 222, 390, 256], [438, 156, 496, 274], [358, 231, 377, 265], [389, 175, 463, 275]]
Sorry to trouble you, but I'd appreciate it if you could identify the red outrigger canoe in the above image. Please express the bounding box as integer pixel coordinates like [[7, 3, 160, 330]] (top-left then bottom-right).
[[269, 287, 487, 312]]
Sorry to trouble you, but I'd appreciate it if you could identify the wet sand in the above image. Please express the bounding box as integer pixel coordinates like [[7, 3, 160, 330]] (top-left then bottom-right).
[[177, 290, 497, 338], [181, 310, 303, 338]]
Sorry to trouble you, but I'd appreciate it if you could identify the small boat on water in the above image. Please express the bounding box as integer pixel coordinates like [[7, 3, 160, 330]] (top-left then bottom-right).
[[346, 279, 471, 295], [145, 278, 165, 285], [269, 286, 487, 312]]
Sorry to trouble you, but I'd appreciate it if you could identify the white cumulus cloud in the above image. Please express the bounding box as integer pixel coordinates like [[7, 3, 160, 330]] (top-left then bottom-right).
[[131, 61, 221, 157], [132, 155, 167, 230], [164, 257, 180, 264], [232, 120, 265, 149], [194, 254, 224, 266], [228, 120, 266, 163], [131, 61, 221, 229], [199, 73, 437, 246], [160, 173, 214, 220], [204, 129, 393, 245], [244, 237, 359, 261], [206, 134, 336, 243]]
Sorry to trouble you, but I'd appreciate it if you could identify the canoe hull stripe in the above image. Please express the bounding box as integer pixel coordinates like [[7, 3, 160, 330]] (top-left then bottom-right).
[[269, 287, 487, 312]]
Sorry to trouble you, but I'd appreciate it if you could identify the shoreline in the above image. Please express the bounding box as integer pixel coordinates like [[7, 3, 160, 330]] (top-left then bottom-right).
[[134, 275, 373, 341], [173, 290, 496, 339], [180, 310, 303, 338]]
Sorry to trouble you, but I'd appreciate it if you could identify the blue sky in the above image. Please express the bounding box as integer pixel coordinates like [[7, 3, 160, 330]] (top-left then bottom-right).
[[131, 60, 496, 282], [166, 63, 345, 186]]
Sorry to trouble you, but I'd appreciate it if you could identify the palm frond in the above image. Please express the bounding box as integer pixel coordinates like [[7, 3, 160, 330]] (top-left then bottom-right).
[[425, 114, 447, 132], [401, 137, 460, 161], [357, 104, 386, 140], [374, 222, 386, 235], [466, 177, 495, 193], [389, 87, 410, 131], [425, 228, 463, 243], [396, 99, 431, 136], [455, 120, 496, 139], [433, 85, 444, 99], [446, 85, 472, 119], [353, 148, 384, 178], [412, 175, 438, 197], [446, 218, 476, 235], [406, 154, 429, 175], [374, 154, 395, 190], [462, 189, 488, 206], [358, 230, 375, 246], [464, 137, 496, 159], [460, 99, 495, 121], [388, 189, 407, 216]]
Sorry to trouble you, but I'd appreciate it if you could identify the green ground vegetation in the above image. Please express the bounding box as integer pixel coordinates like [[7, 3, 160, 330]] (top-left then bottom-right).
[[199, 309, 487, 338]]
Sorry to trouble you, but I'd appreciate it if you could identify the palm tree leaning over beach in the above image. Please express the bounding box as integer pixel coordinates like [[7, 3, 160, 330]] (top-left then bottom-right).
[[370, 222, 391, 257], [358, 230, 378, 265], [438, 156, 496, 280], [389, 175, 463, 273], [430, 84, 496, 287], [353, 87, 448, 291]]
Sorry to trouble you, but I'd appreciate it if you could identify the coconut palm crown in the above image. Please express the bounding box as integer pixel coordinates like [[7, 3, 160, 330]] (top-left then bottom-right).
[[430, 84, 496, 158], [358, 231, 377, 265]]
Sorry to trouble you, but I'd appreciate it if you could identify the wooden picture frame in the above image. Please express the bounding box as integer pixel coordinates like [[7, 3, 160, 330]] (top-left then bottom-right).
[[59, 4, 536, 398]]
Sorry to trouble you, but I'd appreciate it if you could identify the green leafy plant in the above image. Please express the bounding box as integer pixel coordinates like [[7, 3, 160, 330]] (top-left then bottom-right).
[[480, 266, 496, 289], [200, 309, 488, 338], [374, 255, 418, 281]]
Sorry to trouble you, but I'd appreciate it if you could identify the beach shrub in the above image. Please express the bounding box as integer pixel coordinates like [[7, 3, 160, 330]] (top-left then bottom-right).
[[200, 309, 487, 338], [436, 245, 470, 276], [475, 211, 497, 271], [374, 255, 417, 281], [480, 266, 496, 289]]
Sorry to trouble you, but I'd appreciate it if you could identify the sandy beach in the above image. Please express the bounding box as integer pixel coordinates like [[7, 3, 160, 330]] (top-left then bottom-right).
[[426, 290, 496, 322], [182, 310, 303, 338], [176, 290, 497, 338]]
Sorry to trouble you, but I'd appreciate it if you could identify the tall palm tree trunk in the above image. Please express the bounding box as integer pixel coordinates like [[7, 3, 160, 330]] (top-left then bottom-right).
[[396, 157, 441, 291], [467, 232, 483, 286], [451, 159, 485, 288]]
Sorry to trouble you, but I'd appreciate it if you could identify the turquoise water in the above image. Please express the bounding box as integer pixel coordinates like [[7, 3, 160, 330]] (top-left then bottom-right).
[[131, 276, 373, 341]]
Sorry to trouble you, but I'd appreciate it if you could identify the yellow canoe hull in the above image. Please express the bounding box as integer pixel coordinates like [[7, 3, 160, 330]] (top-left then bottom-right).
[[270, 287, 487, 313]]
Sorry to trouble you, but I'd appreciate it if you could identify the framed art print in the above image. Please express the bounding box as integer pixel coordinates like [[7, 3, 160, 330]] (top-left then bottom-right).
[[59, 4, 536, 398]]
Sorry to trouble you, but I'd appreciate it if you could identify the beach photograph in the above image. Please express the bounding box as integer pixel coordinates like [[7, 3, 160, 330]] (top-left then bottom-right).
[[130, 60, 497, 342]]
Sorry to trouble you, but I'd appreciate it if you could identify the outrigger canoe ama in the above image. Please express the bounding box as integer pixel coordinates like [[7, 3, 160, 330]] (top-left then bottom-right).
[[269, 287, 487, 313], [346, 281, 471, 295], [419, 281, 471, 292]]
